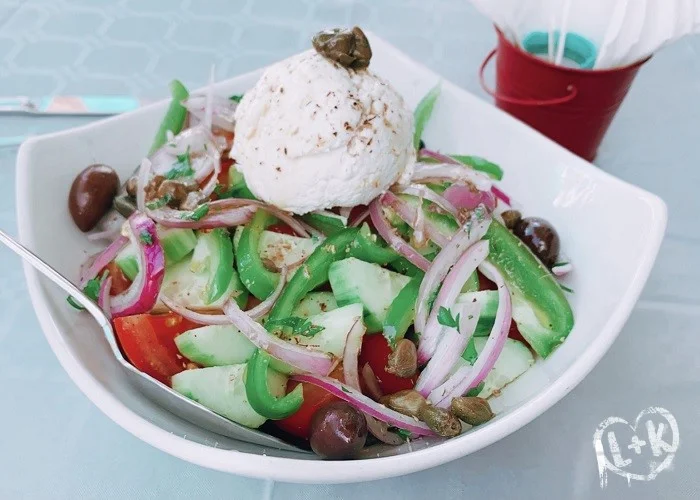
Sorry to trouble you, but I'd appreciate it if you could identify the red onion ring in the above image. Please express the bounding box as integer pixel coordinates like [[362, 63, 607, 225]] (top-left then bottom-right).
[[245, 266, 288, 320], [222, 299, 333, 375], [443, 184, 496, 212], [349, 207, 371, 228], [418, 148, 458, 165], [415, 299, 481, 397], [342, 319, 366, 392], [160, 295, 230, 325], [397, 184, 459, 219], [411, 163, 492, 192], [79, 235, 129, 287], [110, 213, 166, 318], [380, 192, 451, 248], [292, 374, 436, 437], [369, 198, 430, 271], [491, 186, 511, 206], [418, 240, 490, 365], [414, 210, 492, 341], [98, 276, 112, 320], [362, 363, 383, 401], [183, 95, 238, 133], [428, 261, 512, 408]]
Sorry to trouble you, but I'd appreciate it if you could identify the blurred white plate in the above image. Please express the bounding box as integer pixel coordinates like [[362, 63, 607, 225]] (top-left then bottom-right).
[[15, 33, 666, 483]]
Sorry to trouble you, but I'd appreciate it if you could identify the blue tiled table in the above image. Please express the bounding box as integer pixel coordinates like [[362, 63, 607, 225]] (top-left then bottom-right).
[[1, 1, 699, 498]]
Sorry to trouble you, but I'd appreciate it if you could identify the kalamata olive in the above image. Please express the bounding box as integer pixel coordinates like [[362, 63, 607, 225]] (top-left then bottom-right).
[[513, 217, 561, 268], [309, 401, 367, 459], [68, 164, 119, 232]]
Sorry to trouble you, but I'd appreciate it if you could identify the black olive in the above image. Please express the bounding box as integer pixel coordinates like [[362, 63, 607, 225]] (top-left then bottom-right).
[[68, 164, 119, 232], [513, 217, 560, 268], [309, 401, 367, 459]]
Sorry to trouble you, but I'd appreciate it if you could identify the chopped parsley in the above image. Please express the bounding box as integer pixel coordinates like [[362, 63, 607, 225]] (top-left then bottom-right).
[[266, 316, 325, 337], [437, 306, 460, 329], [180, 203, 209, 221], [214, 183, 235, 199], [427, 286, 440, 312], [466, 381, 485, 397], [139, 230, 153, 245], [395, 428, 412, 441], [229, 94, 244, 103], [146, 193, 173, 210], [341, 386, 351, 394], [560, 284, 574, 294], [68, 271, 110, 309], [66, 296, 84, 310], [164, 147, 194, 179]]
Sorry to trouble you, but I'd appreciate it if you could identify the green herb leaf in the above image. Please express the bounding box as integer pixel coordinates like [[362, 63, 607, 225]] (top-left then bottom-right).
[[146, 193, 173, 210], [437, 306, 460, 329], [553, 262, 570, 267], [83, 278, 102, 302], [139, 230, 153, 245], [413, 83, 441, 150], [66, 295, 85, 310], [229, 94, 244, 103], [180, 203, 209, 221], [266, 316, 325, 337], [395, 428, 412, 441], [165, 147, 194, 179], [341, 386, 351, 394], [560, 284, 574, 294], [427, 286, 440, 312], [465, 381, 485, 397], [214, 183, 235, 199]]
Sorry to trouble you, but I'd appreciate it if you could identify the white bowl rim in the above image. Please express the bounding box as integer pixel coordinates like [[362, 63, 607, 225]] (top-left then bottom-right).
[[15, 36, 667, 484]]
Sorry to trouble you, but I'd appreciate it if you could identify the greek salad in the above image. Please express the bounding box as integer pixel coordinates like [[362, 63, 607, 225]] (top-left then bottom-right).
[[68, 27, 574, 460]]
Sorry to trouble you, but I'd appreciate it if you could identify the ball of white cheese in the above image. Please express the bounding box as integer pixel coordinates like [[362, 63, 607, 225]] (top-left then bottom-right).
[[231, 50, 415, 215]]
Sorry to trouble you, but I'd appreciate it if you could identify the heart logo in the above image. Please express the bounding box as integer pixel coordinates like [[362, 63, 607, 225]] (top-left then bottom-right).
[[593, 407, 679, 488]]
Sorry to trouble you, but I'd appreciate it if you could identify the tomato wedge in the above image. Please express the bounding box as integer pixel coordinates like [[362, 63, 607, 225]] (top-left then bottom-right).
[[105, 261, 132, 296], [112, 313, 200, 385], [359, 334, 417, 395], [274, 365, 344, 440]]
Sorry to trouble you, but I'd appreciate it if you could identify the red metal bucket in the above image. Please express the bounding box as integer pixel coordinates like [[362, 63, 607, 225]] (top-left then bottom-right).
[[480, 29, 650, 162]]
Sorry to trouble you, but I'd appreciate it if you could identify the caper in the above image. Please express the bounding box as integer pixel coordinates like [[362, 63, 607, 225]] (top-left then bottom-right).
[[386, 339, 417, 378], [451, 397, 494, 426], [312, 26, 372, 69], [380, 389, 427, 418], [418, 404, 462, 437]]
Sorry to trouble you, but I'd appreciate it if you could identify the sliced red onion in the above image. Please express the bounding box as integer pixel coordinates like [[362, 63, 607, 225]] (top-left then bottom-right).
[[293, 374, 435, 437], [414, 210, 492, 339], [342, 319, 366, 392], [136, 157, 151, 212], [415, 289, 483, 397], [245, 266, 288, 320], [362, 363, 383, 401], [79, 235, 129, 287], [491, 186, 511, 206], [397, 184, 459, 219], [418, 240, 490, 364], [98, 276, 112, 320], [380, 192, 450, 248], [182, 95, 237, 133], [222, 300, 333, 375], [339, 207, 352, 219], [296, 218, 325, 238], [443, 184, 496, 213], [552, 252, 573, 277], [418, 148, 459, 165], [147, 204, 257, 229], [428, 261, 512, 408], [411, 163, 492, 192], [160, 295, 229, 325], [349, 207, 371, 228], [110, 213, 166, 318], [369, 198, 430, 271]]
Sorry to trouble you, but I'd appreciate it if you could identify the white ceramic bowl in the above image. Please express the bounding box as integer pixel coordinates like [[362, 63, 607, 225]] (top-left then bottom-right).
[[16, 34, 666, 483]]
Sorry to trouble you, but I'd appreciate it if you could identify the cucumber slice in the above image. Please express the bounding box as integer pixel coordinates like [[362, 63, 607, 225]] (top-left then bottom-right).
[[328, 257, 411, 333], [288, 303, 364, 357], [300, 211, 348, 236], [510, 291, 566, 358], [175, 325, 256, 366], [190, 229, 234, 305], [292, 292, 338, 318], [474, 337, 534, 398], [456, 290, 499, 337], [233, 227, 321, 270], [451, 338, 534, 399], [159, 255, 247, 310], [115, 227, 197, 280], [171, 364, 286, 428]]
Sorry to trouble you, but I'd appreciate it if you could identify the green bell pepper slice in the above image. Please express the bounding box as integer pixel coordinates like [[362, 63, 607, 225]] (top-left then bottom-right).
[[236, 210, 279, 300], [347, 223, 399, 265], [190, 229, 234, 305], [383, 274, 423, 347], [149, 80, 189, 155], [268, 227, 360, 323], [300, 212, 347, 236], [483, 221, 574, 357], [245, 350, 303, 420]]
